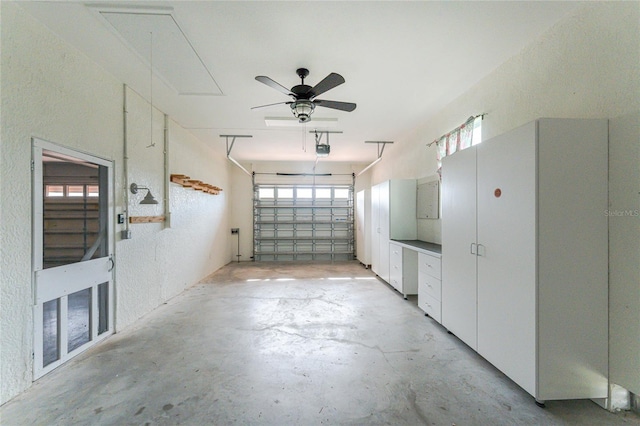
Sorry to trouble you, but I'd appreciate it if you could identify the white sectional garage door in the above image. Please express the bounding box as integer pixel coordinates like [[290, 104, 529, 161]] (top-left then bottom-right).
[[253, 183, 354, 261]]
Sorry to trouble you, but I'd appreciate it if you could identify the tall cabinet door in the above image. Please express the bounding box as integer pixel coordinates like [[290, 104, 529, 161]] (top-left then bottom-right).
[[476, 121, 537, 395], [377, 181, 391, 283], [371, 184, 381, 276], [441, 147, 478, 350], [356, 189, 371, 266]]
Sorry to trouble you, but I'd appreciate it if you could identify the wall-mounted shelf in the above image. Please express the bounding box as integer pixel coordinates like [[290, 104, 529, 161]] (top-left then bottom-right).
[[170, 174, 222, 195], [129, 216, 165, 224]]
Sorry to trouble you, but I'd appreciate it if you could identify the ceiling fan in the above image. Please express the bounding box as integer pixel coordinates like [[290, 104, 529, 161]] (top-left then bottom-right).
[[252, 68, 356, 123]]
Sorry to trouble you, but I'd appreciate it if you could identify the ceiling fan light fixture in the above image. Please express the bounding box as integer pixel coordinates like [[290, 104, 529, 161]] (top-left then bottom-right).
[[291, 100, 315, 123]]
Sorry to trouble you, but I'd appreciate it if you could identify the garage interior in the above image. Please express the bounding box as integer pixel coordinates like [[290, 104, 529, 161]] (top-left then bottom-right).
[[1, 1, 638, 424]]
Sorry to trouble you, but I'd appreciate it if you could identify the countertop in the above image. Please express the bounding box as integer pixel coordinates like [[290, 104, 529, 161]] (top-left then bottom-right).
[[391, 239, 442, 255]]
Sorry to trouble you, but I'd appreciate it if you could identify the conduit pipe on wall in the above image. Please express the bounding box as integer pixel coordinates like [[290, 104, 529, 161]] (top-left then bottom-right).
[[163, 113, 171, 228], [123, 84, 131, 237]]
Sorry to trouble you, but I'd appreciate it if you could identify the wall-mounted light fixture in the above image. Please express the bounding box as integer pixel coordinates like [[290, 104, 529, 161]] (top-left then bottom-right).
[[130, 183, 158, 204]]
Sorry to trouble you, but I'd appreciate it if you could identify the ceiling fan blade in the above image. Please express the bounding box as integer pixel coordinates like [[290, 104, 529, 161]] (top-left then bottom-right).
[[255, 76, 295, 97], [251, 101, 292, 110], [314, 99, 357, 112], [309, 73, 345, 99]]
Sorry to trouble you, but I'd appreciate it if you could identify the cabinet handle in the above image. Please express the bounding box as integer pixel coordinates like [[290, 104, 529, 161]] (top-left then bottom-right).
[[470, 243, 477, 255], [477, 244, 486, 257]]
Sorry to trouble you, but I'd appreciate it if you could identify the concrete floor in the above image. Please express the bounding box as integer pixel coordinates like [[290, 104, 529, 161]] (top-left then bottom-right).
[[2, 261, 639, 425]]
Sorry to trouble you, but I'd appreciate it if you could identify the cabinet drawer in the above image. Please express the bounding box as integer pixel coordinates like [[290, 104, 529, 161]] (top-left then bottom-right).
[[389, 243, 403, 292], [419, 252, 441, 279], [390, 243, 402, 263], [418, 287, 441, 323], [390, 276, 402, 292], [419, 272, 441, 300]]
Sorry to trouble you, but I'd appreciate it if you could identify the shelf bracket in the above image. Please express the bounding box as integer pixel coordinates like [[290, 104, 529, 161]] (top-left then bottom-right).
[[221, 134, 252, 176], [356, 141, 394, 177]]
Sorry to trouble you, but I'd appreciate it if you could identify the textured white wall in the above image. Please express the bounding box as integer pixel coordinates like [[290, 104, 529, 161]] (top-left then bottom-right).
[[228, 165, 254, 262], [0, 3, 231, 404], [370, 1, 640, 396], [115, 87, 231, 330]]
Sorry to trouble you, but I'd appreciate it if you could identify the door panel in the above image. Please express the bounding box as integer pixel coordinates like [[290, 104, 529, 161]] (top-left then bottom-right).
[[377, 181, 390, 282], [441, 146, 478, 350], [371, 184, 380, 275], [32, 138, 114, 379], [476, 122, 537, 395]]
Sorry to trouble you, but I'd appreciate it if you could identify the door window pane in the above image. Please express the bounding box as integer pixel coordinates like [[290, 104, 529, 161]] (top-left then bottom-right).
[[68, 288, 91, 352], [277, 187, 293, 199], [258, 187, 274, 199], [67, 185, 84, 197], [297, 188, 312, 199], [316, 188, 331, 199], [45, 185, 64, 197], [43, 299, 59, 367], [98, 282, 109, 335], [86, 185, 99, 197], [335, 188, 349, 199], [42, 152, 107, 269]]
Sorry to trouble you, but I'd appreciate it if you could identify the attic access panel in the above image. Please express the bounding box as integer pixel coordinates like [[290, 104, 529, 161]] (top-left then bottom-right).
[[94, 6, 222, 96]]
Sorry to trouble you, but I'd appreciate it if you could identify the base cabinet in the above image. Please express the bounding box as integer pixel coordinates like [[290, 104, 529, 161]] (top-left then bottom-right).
[[389, 242, 418, 298], [418, 252, 442, 323], [442, 118, 608, 401]]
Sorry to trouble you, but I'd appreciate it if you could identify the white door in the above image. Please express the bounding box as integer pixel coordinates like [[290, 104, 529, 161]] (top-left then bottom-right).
[[356, 190, 370, 266], [32, 139, 115, 379], [441, 146, 478, 350], [371, 184, 380, 275], [476, 123, 537, 394], [377, 181, 390, 283]]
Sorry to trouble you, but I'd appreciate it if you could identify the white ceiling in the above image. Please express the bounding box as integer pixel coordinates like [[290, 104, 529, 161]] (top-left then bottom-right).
[[20, 1, 583, 164]]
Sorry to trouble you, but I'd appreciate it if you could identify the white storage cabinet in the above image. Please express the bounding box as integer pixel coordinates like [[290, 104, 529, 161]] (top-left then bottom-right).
[[441, 118, 608, 403], [371, 180, 416, 283]]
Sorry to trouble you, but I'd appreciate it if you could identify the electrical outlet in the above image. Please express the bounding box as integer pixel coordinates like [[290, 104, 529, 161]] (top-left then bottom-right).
[[231, 228, 239, 234]]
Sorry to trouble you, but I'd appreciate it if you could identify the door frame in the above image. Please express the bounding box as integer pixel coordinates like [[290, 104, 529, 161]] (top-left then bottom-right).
[[31, 137, 115, 379]]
